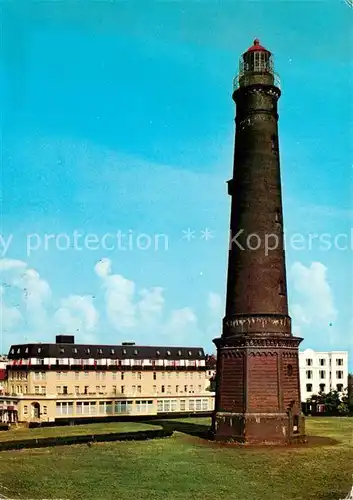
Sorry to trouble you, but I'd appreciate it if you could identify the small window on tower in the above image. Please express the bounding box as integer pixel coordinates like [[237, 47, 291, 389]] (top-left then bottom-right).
[[271, 134, 277, 154], [279, 281, 286, 296], [275, 209, 281, 224]]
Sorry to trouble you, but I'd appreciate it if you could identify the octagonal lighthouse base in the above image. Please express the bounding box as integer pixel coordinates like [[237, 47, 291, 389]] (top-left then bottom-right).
[[211, 412, 306, 445]]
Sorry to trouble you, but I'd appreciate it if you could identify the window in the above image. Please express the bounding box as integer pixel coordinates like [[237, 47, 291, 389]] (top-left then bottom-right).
[[161, 385, 165, 393], [180, 400, 186, 411], [167, 385, 171, 394], [63, 386, 68, 395], [184, 385, 187, 392], [319, 370, 326, 379], [34, 386, 40, 394], [137, 385, 141, 394], [132, 385, 136, 393], [279, 280, 286, 296], [56, 386, 61, 394], [271, 134, 278, 153], [319, 384, 326, 393], [306, 384, 313, 392], [75, 372, 79, 380], [153, 385, 157, 393], [153, 372, 157, 380], [110, 349, 115, 355], [75, 386, 79, 394], [306, 370, 312, 379], [189, 399, 195, 411], [198, 385, 202, 392], [84, 386, 88, 395], [336, 359, 344, 366], [112, 372, 117, 380], [306, 359, 313, 366], [336, 371, 343, 379], [121, 385, 125, 393], [176, 385, 179, 393], [319, 359, 326, 366], [202, 399, 208, 411], [121, 372, 124, 380], [287, 365, 293, 376], [196, 399, 202, 411], [24, 405, 28, 415], [96, 385, 100, 393], [56, 402, 74, 416], [43, 406, 47, 415], [98, 348, 103, 355], [115, 400, 133, 413], [41, 386, 46, 395], [337, 384, 344, 392]]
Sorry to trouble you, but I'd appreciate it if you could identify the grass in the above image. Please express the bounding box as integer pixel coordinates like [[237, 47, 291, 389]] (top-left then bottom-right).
[[0, 417, 351, 500], [0, 421, 158, 442]]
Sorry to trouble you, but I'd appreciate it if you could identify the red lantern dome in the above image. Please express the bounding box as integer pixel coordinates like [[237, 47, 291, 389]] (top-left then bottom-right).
[[244, 38, 271, 55]]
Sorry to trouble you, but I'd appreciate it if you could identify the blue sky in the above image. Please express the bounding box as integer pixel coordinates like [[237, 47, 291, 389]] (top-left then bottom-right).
[[0, 1, 352, 369]]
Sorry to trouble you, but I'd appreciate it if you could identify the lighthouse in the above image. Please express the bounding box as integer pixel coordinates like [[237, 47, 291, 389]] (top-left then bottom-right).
[[212, 39, 306, 444]]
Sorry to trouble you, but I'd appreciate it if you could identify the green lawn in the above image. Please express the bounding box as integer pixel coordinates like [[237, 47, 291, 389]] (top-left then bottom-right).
[[0, 417, 352, 500], [0, 421, 158, 442]]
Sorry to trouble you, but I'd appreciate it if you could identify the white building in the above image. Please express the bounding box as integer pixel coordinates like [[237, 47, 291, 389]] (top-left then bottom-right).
[[299, 349, 349, 402]]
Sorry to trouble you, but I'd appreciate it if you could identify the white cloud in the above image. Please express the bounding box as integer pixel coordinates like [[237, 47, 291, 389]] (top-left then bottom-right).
[[54, 295, 99, 343], [138, 287, 165, 323], [289, 261, 337, 326], [0, 256, 219, 351]]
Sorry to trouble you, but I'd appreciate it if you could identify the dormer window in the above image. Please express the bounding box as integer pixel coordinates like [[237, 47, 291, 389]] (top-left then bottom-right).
[[122, 349, 127, 355], [167, 350, 171, 356], [86, 348, 91, 355], [37, 348, 41, 354], [110, 349, 115, 355], [97, 348, 103, 355], [59, 348, 64, 354], [178, 350, 182, 356], [156, 350, 160, 356], [11, 349, 14, 354], [198, 350, 202, 356], [188, 351, 192, 356], [25, 348, 28, 354], [134, 349, 138, 355], [73, 348, 77, 354]]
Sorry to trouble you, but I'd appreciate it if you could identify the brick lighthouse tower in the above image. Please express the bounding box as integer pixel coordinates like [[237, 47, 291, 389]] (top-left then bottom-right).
[[212, 39, 306, 444]]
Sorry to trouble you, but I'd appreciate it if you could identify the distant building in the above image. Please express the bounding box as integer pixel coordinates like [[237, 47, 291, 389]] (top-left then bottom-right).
[[5, 335, 215, 423], [299, 349, 349, 402]]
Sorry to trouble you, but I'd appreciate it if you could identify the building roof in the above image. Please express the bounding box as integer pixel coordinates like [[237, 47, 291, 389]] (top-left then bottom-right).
[[8, 342, 205, 361], [244, 38, 270, 54]]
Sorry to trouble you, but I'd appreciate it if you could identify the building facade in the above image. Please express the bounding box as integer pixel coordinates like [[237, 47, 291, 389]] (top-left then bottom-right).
[[299, 349, 349, 402], [212, 39, 305, 444], [5, 335, 214, 423]]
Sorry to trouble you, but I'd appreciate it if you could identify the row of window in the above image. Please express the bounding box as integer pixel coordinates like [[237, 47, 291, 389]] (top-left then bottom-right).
[[305, 370, 344, 380], [305, 358, 344, 367], [8, 384, 204, 396], [56, 400, 158, 416], [306, 383, 344, 393], [157, 399, 209, 412]]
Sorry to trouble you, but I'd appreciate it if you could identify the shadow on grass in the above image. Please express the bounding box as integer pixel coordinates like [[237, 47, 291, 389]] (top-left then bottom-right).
[[143, 419, 211, 440]]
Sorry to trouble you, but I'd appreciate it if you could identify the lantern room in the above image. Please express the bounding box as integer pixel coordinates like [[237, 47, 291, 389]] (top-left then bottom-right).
[[242, 39, 273, 73], [233, 38, 280, 92]]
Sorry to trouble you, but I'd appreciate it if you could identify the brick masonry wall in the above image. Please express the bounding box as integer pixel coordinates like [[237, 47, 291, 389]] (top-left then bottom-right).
[[218, 354, 244, 412], [247, 354, 279, 412], [281, 353, 301, 411]]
